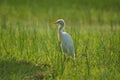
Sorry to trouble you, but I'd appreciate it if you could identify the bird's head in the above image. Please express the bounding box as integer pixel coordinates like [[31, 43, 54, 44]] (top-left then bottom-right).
[[53, 19, 65, 26]]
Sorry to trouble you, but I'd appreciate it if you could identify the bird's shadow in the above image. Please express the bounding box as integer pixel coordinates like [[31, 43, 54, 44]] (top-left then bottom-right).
[[0, 58, 54, 80]]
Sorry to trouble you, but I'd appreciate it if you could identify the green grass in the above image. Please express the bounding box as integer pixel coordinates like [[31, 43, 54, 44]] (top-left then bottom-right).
[[0, 0, 120, 80]]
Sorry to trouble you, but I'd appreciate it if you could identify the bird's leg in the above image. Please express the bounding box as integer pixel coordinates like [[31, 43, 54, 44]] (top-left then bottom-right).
[[63, 54, 69, 62]]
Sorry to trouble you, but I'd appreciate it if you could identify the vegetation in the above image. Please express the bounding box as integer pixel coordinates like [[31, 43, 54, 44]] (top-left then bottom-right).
[[0, 0, 120, 80]]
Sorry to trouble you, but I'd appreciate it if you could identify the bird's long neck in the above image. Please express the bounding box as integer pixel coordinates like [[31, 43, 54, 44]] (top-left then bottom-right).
[[58, 24, 64, 42], [58, 24, 64, 33]]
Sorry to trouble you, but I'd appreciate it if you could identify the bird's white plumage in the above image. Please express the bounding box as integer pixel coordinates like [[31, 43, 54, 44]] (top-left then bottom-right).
[[54, 19, 75, 58], [60, 32, 75, 57]]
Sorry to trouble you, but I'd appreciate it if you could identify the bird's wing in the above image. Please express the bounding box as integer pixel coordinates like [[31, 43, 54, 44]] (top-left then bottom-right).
[[62, 32, 75, 54]]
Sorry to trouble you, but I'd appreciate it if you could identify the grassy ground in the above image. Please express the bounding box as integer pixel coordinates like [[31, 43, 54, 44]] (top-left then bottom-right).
[[0, 0, 120, 80]]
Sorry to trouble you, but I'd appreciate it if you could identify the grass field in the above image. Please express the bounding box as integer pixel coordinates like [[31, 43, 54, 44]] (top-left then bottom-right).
[[0, 0, 120, 80]]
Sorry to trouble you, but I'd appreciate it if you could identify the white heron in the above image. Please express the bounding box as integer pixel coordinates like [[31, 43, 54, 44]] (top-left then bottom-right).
[[53, 19, 75, 59]]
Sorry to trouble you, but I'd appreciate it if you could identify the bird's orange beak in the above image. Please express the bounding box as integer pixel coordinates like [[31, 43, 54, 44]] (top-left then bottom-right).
[[51, 22, 57, 24]]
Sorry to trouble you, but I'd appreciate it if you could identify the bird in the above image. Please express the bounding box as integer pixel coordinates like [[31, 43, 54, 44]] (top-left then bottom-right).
[[53, 19, 75, 59]]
